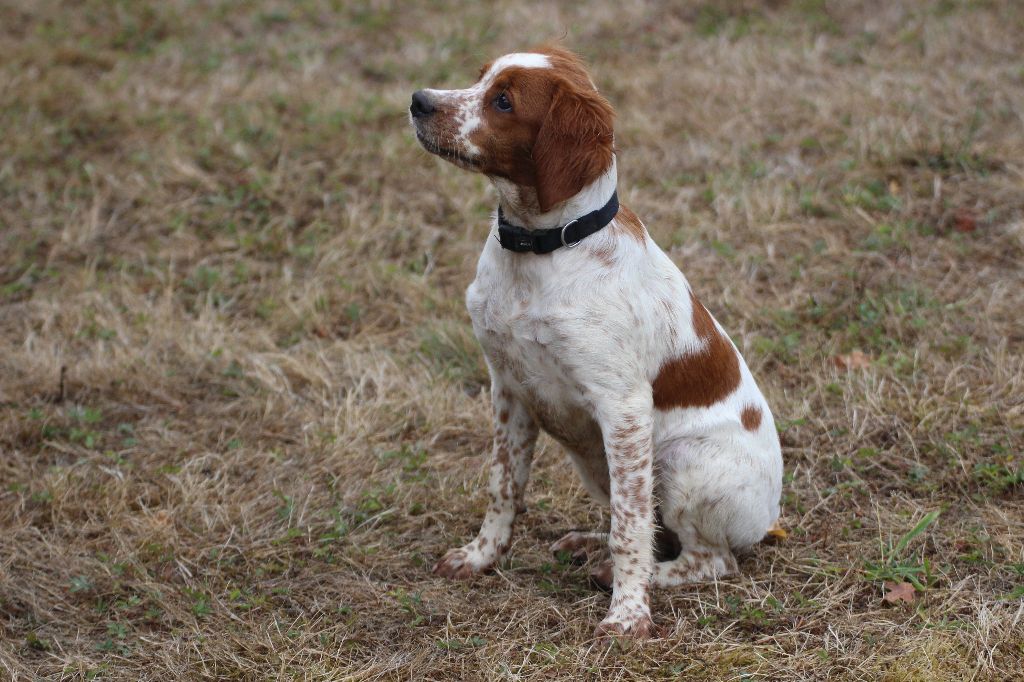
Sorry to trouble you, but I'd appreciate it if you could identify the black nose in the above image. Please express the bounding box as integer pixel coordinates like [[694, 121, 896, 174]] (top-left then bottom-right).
[[410, 90, 435, 119]]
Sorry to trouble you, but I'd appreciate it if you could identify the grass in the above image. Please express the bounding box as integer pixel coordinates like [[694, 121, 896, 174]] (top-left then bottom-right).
[[1, 0, 1023, 679], [862, 510, 941, 591]]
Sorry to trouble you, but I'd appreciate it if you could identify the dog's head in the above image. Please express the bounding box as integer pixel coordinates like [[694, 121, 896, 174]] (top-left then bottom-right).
[[409, 47, 615, 213]]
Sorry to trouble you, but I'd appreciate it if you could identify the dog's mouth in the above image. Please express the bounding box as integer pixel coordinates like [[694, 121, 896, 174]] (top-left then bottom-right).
[[415, 131, 480, 168]]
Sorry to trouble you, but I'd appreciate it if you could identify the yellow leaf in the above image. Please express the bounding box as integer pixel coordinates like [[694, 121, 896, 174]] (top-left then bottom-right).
[[764, 520, 788, 541]]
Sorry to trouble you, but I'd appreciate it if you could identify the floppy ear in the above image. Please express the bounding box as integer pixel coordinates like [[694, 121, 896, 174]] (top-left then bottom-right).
[[533, 80, 615, 213]]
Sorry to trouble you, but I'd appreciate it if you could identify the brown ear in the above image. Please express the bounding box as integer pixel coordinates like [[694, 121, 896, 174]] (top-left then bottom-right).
[[533, 79, 615, 213]]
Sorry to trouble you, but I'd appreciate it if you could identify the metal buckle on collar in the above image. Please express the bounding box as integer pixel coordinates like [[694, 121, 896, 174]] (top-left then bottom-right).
[[560, 219, 581, 249]]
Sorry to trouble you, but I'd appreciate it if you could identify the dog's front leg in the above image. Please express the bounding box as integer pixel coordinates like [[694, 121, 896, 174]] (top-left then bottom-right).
[[594, 395, 657, 640], [434, 384, 538, 578]]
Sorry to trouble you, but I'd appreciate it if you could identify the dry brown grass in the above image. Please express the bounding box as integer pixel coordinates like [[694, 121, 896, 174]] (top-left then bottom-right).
[[2, 0, 1023, 679]]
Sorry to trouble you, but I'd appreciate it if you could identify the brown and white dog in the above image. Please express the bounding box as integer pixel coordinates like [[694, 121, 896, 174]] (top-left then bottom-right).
[[410, 47, 782, 640]]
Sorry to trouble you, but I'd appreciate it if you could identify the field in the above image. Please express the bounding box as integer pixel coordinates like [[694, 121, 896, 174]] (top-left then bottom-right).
[[2, 0, 1023, 679]]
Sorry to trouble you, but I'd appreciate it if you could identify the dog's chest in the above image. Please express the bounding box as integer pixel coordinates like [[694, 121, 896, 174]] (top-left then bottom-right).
[[466, 274, 597, 442]]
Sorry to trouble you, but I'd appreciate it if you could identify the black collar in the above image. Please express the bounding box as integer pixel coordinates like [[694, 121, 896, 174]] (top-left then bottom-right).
[[496, 191, 619, 254]]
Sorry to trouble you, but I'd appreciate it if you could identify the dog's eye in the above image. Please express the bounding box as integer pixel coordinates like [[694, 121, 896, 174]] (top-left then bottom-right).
[[494, 92, 512, 113]]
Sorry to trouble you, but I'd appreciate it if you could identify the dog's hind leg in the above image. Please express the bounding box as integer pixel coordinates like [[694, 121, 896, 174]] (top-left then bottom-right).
[[647, 425, 779, 586], [651, 533, 737, 586]]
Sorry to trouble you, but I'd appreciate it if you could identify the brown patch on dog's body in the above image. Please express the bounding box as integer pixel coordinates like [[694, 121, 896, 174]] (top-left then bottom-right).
[[613, 205, 646, 243], [590, 241, 616, 266], [587, 205, 646, 266], [652, 290, 740, 410], [740, 405, 762, 431]]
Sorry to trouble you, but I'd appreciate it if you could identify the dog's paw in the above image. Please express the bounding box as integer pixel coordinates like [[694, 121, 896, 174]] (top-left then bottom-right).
[[588, 559, 614, 592], [593, 611, 660, 644], [550, 531, 605, 564], [432, 546, 492, 579]]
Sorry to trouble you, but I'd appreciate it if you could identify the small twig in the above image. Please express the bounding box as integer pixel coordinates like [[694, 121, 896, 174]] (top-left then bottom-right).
[[55, 365, 67, 403]]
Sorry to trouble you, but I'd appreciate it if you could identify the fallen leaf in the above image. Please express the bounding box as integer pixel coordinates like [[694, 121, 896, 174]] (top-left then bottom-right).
[[883, 581, 916, 604], [833, 350, 872, 370], [953, 208, 977, 233], [765, 520, 788, 541], [888, 178, 901, 195]]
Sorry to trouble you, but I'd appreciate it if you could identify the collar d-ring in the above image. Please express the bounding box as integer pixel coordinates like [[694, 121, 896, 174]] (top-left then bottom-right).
[[560, 219, 581, 248]]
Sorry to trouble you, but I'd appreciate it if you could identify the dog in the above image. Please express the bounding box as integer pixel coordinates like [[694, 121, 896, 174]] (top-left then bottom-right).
[[409, 46, 782, 640]]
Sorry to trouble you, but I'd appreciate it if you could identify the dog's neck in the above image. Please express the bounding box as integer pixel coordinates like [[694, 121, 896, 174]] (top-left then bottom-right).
[[491, 157, 618, 231]]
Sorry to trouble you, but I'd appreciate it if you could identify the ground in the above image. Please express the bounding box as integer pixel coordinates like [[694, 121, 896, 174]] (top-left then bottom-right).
[[1, 0, 1023, 680]]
